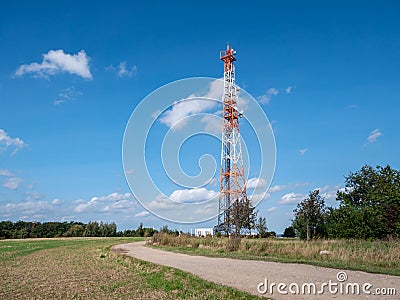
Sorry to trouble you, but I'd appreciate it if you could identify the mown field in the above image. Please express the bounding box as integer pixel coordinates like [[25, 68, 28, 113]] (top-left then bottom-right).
[[150, 234, 400, 276], [0, 237, 261, 299]]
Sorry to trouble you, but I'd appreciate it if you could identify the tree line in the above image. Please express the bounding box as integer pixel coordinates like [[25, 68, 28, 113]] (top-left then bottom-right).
[[0, 221, 157, 239], [290, 165, 400, 240]]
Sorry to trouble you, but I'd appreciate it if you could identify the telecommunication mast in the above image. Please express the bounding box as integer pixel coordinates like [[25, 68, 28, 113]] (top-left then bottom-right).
[[218, 45, 247, 234]]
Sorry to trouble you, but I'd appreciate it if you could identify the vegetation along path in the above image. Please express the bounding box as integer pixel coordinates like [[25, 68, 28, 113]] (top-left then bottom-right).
[[114, 241, 400, 300]]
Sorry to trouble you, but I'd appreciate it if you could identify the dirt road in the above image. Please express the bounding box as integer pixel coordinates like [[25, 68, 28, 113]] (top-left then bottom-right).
[[113, 241, 399, 299]]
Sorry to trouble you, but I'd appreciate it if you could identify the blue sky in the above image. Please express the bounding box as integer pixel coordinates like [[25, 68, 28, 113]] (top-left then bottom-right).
[[0, 1, 399, 233]]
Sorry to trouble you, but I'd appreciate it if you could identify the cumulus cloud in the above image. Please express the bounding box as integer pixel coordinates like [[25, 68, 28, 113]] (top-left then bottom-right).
[[147, 188, 219, 212], [201, 114, 221, 135], [169, 187, 219, 204], [316, 185, 343, 201], [247, 177, 267, 190], [135, 211, 150, 218], [366, 129, 382, 144], [15, 49, 92, 79], [3, 177, 22, 190], [250, 192, 271, 203], [257, 87, 279, 104], [250, 184, 291, 203], [299, 148, 308, 155], [52, 198, 63, 205], [267, 206, 278, 213], [159, 79, 223, 129], [0, 129, 27, 155], [278, 192, 306, 205], [148, 194, 180, 211], [1, 200, 53, 215], [268, 185, 287, 193], [74, 192, 135, 213]]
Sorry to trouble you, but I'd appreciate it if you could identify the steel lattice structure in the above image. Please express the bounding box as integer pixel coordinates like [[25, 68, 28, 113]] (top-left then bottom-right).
[[217, 45, 247, 234]]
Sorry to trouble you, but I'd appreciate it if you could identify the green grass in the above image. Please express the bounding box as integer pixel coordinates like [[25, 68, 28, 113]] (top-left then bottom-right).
[[149, 234, 400, 276], [0, 238, 112, 261], [0, 237, 262, 299]]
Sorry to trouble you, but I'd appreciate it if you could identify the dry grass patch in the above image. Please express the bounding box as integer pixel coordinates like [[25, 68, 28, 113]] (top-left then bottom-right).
[[149, 234, 400, 276]]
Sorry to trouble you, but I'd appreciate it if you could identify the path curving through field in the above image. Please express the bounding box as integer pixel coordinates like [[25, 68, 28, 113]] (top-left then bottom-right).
[[113, 241, 399, 300]]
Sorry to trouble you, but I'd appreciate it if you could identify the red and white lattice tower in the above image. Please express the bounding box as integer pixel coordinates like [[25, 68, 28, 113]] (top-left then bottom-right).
[[217, 45, 247, 234]]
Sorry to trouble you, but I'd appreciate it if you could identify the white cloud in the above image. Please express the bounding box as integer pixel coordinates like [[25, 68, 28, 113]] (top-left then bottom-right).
[[15, 49, 92, 79], [159, 79, 223, 129], [53, 86, 82, 105], [251, 192, 271, 203], [24, 190, 41, 201], [3, 177, 22, 190], [268, 184, 286, 193], [0, 169, 13, 177], [248, 184, 288, 203], [61, 215, 76, 221], [118, 61, 137, 77], [169, 187, 219, 204], [278, 192, 306, 205], [285, 86, 293, 94], [367, 129, 382, 144], [316, 184, 342, 201], [135, 211, 150, 218], [268, 87, 279, 96], [107, 61, 137, 78], [237, 96, 249, 112], [201, 114, 221, 135], [1, 201, 53, 215], [0, 129, 27, 155], [247, 177, 267, 190], [257, 87, 279, 104], [148, 194, 180, 211], [74, 192, 135, 213], [267, 206, 278, 213], [299, 148, 308, 155], [147, 188, 219, 212], [52, 198, 63, 205]]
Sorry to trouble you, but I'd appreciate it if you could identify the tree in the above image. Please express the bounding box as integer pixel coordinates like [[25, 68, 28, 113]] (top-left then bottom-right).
[[283, 226, 296, 238], [64, 224, 84, 237], [331, 165, 400, 239], [136, 223, 145, 237], [293, 190, 327, 240], [84, 221, 100, 237], [228, 197, 257, 236], [255, 215, 268, 238]]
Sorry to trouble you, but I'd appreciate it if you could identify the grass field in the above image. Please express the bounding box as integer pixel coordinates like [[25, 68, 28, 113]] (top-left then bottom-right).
[[149, 234, 400, 276], [0, 237, 261, 299]]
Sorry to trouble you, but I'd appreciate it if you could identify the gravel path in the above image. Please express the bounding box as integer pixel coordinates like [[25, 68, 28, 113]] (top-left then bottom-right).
[[113, 241, 399, 300]]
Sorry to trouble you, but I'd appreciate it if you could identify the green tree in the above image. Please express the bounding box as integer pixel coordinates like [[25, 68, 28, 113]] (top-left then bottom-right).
[[255, 215, 268, 238], [293, 190, 327, 240], [84, 221, 100, 237], [136, 223, 145, 237], [228, 197, 257, 236], [330, 165, 400, 239], [283, 226, 296, 238], [64, 224, 85, 237]]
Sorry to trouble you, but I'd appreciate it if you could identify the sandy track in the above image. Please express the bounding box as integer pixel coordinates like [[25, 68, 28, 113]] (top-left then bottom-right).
[[113, 241, 399, 300]]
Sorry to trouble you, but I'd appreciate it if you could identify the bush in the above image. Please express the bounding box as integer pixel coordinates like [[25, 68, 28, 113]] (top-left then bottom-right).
[[226, 235, 241, 252]]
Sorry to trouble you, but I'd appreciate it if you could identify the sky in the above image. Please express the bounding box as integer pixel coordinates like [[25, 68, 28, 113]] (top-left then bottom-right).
[[0, 1, 399, 233]]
